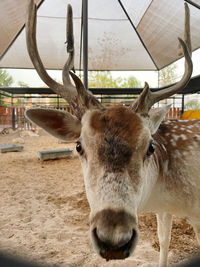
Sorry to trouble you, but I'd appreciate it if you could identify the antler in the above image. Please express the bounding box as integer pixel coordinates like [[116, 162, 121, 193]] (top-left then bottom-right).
[[132, 3, 193, 116], [26, 0, 103, 120]]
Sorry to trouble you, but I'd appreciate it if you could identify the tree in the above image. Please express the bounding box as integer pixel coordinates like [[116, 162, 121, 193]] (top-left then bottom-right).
[[17, 81, 29, 87], [185, 99, 200, 110], [121, 76, 141, 88], [0, 69, 13, 86], [87, 71, 141, 104], [88, 71, 122, 88], [88, 71, 141, 88], [159, 64, 177, 87], [16, 81, 30, 106], [0, 69, 14, 106]]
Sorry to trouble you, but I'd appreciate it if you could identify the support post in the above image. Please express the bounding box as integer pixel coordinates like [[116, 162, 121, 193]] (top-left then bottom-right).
[[11, 94, 15, 129], [57, 95, 60, 109], [181, 94, 185, 115], [82, 0, 88, 90]]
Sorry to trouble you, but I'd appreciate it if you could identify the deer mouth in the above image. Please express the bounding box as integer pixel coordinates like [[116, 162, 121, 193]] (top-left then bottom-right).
[[92, 228, 138, 261]]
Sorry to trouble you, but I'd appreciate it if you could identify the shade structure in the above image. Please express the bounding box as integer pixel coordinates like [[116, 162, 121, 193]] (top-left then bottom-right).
[[0, 0, 200, 71]]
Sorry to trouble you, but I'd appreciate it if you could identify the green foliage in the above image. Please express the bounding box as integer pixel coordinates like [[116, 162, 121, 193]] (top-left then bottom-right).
[[17, 81, 29, 87], [159, 64, 177, 87], [185, 99, 200, 110], [87, 71, 141, 104], [88, 71, 141, 88], [0, 69, 14, 106], [121, 76, 141, 88], [0, 69, 13, 86], [0, 70, 30, 106], [88, 71, 121, 88]]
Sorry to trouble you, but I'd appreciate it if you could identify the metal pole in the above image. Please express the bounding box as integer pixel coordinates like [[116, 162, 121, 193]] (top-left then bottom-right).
[[11, 94, 15, 129], [185, 0, 200, 10], [181, 94, 185, 115], [82, 0, 88, 90], [57, 95, 60, 109], [157, 70, 160, 107]]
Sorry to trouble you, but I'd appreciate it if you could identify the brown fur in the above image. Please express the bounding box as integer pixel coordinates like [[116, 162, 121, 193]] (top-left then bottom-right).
[[160, 120, 200, 151], [153, 120, 200, 198], [152, 134, 168, 179], [90, 106, 144, 172], [90, 106, 143, 144]]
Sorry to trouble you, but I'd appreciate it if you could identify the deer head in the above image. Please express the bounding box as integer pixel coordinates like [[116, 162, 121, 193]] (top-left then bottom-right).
[[25, 1, 192, 261]]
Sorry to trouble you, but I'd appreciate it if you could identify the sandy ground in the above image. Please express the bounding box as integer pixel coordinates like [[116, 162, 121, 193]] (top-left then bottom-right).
[[0, 129, 199, 267]]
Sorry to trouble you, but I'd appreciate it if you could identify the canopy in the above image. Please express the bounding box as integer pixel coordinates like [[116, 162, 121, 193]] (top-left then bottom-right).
[[1, 0, 200, 71]]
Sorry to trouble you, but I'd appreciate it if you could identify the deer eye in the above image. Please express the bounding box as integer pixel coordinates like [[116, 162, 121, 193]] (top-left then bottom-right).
[[76, 142, 82, 153], [147, 141, 155, 156]]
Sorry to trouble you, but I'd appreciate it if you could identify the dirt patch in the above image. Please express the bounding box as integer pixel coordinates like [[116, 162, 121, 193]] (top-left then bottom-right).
[[0, 130, 199, 266]]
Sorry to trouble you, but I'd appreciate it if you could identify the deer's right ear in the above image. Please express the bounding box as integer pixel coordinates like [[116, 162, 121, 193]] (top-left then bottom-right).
[[25, 109, 81, 141]]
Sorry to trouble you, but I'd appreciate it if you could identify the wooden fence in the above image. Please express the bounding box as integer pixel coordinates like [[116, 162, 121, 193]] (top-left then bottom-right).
[[0, 105, 180, 132], [0, 106, 74, 131], [165, 107, 180, 120]]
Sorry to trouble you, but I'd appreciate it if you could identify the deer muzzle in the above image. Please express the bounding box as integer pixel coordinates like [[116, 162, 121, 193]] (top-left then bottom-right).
[[90, 209, 138, 260]]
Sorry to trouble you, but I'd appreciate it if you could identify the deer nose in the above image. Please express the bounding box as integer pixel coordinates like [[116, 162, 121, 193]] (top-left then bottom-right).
[[92, 227, 137, 260], [90, 209, 138, 260]]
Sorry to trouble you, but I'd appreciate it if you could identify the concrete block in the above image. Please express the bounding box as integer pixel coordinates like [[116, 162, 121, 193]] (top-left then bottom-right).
[[0, 144, 24, 153], [37, 148, 74, 161]]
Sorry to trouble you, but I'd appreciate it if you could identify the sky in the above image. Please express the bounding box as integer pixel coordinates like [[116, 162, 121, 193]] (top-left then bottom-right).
[[4, 48, 200, 89]]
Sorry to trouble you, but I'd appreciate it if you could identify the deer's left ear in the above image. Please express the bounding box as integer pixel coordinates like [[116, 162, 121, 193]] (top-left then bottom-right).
[[148, 105, 171, 134]]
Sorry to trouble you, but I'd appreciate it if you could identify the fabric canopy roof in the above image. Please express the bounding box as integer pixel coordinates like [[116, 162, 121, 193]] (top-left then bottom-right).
[[1, 0, 200, 71]]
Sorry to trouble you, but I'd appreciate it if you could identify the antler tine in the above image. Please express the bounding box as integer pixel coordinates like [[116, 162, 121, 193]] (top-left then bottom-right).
[[184, 2, 191, 56], [26, 1, 78, 106], [132, 3, 193, 115], [131, 82, 150, 115], [69, 71, 104, 110], [26, 0, 103, 119], [62, 4, 76, 92], [62, 4, 104, 112]]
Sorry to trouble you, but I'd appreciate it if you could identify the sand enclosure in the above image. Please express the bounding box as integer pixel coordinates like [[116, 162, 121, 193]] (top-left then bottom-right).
[[0, 130, 199, 266]]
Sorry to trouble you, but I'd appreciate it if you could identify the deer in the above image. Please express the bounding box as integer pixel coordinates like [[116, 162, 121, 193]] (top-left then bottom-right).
[[25, 1, 200, 266]]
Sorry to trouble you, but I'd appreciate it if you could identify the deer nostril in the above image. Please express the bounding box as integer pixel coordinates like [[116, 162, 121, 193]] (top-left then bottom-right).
[[92, 227, 137, 260], [124, 250, 130, 257], [131, 228, 137, 243], [93, 227, 110, 249]]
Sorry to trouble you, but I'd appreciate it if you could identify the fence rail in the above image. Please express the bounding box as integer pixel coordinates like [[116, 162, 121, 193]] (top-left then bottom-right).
[[0, 106, 75, 131], [0, 104, 181, 132]]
